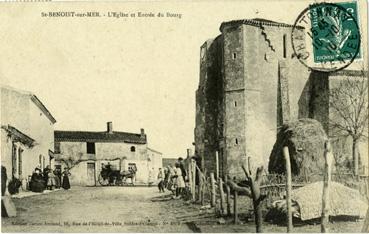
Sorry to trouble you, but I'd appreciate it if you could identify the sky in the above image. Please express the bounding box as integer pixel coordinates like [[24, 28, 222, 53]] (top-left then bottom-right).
[[0, 0, 367, 158]]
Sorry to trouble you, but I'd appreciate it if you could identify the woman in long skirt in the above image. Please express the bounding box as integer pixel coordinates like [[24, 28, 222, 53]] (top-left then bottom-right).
[[62, 168, 71, 190]]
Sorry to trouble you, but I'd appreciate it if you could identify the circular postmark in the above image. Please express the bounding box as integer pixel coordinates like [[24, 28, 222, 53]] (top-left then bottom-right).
[[291, 2, 361, 72]]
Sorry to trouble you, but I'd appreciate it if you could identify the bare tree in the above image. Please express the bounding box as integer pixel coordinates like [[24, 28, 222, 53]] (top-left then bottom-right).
[[227, 157, 266, 233], [329, 71, 368, 175]]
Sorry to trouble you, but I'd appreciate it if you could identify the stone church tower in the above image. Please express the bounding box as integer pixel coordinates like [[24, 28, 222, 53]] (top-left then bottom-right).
[[195, 19, 311, 178]]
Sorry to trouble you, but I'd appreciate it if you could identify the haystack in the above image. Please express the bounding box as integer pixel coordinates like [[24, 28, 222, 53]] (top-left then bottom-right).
[[268, 118, 328, 181], [266, 181, 368, 222], [291, 181, 368, 220]]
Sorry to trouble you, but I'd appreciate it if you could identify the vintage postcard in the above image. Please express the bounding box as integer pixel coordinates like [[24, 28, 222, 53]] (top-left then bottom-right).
[[0, 0, 368, 233]]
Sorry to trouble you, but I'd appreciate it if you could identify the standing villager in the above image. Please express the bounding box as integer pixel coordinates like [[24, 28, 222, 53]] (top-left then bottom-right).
[[163, 167, 170, 189], [1, 166, 7, 196], [54, 168, 61, 189], [167, 165, 176, 193], [174, 163, 185, 199], [178, 157, 187, 182], [30, 167, 45, 193], [157, 168, 165, 193], [62, 168, 71, 190], [148, 167, 154, 187], [47, 169, 56, 190], [43, 165, 51, 187]]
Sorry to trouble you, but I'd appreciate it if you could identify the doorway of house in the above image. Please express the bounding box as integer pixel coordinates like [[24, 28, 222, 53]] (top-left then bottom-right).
[[87, 162, 96, 186]]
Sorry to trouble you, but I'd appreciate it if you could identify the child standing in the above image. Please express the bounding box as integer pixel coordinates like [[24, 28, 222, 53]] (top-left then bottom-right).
[[47, 169, 56, 190], [157, 168, 165, 193]]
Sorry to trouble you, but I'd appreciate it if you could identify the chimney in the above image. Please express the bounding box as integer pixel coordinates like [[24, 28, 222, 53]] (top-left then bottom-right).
[[140, 128, 145, 137], [107, 122, 113, 134]]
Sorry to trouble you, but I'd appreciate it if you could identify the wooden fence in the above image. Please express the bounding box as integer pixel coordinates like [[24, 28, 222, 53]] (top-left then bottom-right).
[[185, 154, 369, 232]]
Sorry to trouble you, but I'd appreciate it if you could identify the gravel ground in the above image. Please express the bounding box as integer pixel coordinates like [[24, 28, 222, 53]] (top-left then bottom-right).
[[2, 186, 364, 233]]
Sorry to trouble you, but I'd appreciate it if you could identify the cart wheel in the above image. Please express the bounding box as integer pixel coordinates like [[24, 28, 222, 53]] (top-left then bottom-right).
[[98, 174, 109, 186]]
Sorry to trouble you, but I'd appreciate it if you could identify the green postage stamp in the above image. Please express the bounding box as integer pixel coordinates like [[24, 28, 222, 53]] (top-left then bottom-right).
[[309, 2, 361, 63]]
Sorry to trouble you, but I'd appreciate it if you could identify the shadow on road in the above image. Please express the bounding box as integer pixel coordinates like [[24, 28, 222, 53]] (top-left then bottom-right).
[[150, 194, 173, 202], [185, 221, 202, 233]]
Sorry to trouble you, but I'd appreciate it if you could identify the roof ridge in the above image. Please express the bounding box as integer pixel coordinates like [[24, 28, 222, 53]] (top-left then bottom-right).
[[55, 129, 141, 135], [220, 18, 304, 32]]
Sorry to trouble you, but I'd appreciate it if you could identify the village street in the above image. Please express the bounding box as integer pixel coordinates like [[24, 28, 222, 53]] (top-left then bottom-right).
[[2, 186, 201, 233], [2, 186, 365, 233]]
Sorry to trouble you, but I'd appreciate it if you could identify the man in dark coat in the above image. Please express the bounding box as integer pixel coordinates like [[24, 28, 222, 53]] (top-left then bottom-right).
[[1, 166, 7, 196], [43, 165, 51, 187]]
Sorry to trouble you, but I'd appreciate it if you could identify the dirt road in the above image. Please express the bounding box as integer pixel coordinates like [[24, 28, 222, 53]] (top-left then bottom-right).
[[2, 186, 196, 232], [2, 186, 364, 233]]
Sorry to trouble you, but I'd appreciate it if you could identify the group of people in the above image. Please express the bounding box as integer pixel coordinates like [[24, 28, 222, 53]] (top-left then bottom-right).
[[157, 157, 187, 199], [29, 166, 71, 193]]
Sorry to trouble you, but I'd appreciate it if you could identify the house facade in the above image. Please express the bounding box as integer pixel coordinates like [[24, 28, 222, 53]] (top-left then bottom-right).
[[1, 86, 56, 189], [195, 19, 368, 179], [54, 122, 162, 186]]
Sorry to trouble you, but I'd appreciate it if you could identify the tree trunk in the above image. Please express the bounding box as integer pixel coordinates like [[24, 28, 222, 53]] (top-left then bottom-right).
[[353, 138, 359, 176]]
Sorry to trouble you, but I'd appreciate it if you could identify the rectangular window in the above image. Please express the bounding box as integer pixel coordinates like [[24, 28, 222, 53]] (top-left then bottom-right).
[[87, 142, 95, 154], [55, 142, 61, 153]]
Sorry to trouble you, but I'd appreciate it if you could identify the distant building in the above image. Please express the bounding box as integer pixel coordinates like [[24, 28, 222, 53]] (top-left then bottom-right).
[[54, 122, 162, 186], [147, 147, 163, 183], [195, 19, 368, 179], [162, 158, 177, 168], [1, 86, 57, 188]]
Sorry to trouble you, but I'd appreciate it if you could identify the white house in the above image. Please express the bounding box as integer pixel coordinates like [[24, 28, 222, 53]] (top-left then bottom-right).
[[54, 122, 162, 186], [1, 86, 56, 189]]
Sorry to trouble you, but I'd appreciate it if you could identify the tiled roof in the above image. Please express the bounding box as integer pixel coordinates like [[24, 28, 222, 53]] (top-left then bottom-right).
[[54, 130, 147, 144], [1, 125, 35, 147], [220, 18, 304, 31]]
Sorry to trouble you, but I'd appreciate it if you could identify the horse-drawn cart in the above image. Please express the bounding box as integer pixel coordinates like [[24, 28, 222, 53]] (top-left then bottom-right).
[[98, 163, 137, 186]]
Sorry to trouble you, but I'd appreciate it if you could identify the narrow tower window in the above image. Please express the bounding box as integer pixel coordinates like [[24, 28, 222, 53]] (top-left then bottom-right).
[[235, 138, 238, 145], [130, 146, 136, 152], [283, 34, 287, 58], [234, 101, 237, 107], [232, 52, 237, 59]]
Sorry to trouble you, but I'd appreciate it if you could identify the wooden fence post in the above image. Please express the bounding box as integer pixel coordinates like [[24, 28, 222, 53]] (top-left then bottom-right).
[[321, 141, 333, 233], [219, 178, 225, 215], [210, 173, 216, 207], [361, 179, 369, 232], [283, 146, 293, 233], [234, 190, 238, 224], [215, 151, 219, 180], [225, 177, 231, 216], [192, 160, 197, 201], [188, 159, 193, 198], [201, 169, 206, 205], [197, 166, 202, 203]]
